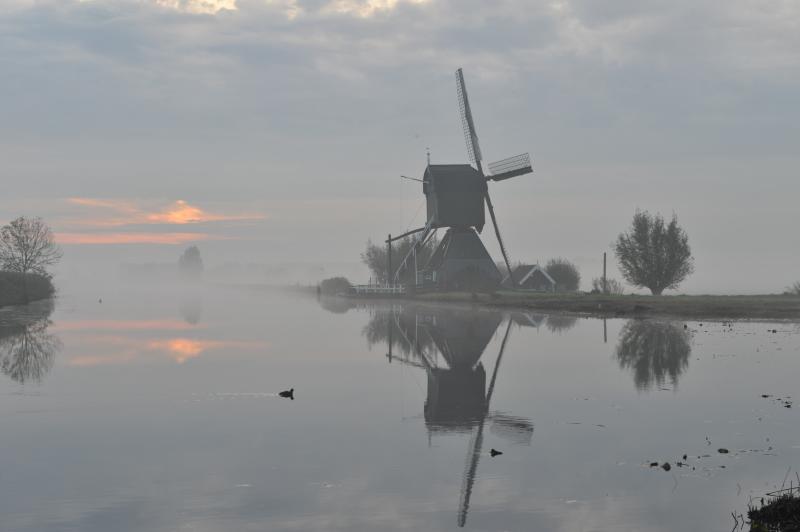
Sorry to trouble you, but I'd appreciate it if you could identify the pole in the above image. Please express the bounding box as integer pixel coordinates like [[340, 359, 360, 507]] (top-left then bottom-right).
[[387, 234, 392, 286], [603, 252, 607, 295]]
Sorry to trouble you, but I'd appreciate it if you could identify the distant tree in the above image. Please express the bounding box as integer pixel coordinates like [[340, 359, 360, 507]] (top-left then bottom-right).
[[362, 235, 439, 285], [615, 211, 693, 295], [787, 281, 800, 296], [319, 276, 351, 295], [591, 277, 625, 295], [545, 258, 580, 292], [0, 217, 62, 302], [178, 246, 203, 278]]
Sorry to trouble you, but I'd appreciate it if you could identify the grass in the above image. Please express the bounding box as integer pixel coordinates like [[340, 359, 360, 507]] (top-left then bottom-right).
[[0, 272, 55, 307], [412, 291, 800, 320], [749, 486, 800, 531]]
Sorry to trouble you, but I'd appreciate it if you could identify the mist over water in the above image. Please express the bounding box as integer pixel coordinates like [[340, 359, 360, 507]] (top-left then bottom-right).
[[1, 280, 798, 531]]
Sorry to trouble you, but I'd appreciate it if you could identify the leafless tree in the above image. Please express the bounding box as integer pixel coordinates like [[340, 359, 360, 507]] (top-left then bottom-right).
[[0, 217, 62, 302], [615, 211, 693, 295], [591, 277, 625, 295]]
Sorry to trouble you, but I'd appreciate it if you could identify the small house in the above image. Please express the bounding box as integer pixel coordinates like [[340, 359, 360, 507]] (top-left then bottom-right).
[[502, 264, 556, 292]]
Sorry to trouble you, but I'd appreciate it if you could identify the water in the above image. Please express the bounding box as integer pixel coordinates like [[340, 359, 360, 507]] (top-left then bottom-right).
[[1, 283, 799, 531]]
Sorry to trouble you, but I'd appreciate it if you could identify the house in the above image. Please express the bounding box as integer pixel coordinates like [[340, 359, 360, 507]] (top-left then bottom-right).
[[502, 264, 556, 291]]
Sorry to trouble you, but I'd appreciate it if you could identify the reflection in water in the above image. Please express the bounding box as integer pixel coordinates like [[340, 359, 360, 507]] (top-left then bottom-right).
[[615, 319, 692, 391], [179, 294, 203, 325], [363, 303, 533, 527], [0, 299, 61, 384], [544, 314, 578, 333]]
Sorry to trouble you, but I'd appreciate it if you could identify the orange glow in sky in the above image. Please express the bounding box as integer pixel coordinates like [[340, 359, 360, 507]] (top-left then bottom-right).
[[55, 232, 217, 245]]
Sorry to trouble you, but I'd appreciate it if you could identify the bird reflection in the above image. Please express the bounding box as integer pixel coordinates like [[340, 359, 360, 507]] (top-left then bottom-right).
[[615, 319, 691, 391], [0, 300, 61, 384], [364, 303, 533, 527]]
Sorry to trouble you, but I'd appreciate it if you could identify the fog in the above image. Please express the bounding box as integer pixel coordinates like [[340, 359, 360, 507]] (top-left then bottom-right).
[[3, 0, 799, 293]]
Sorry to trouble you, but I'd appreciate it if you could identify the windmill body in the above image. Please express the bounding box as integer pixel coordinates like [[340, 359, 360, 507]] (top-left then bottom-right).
[[391, 68, 533, 291]]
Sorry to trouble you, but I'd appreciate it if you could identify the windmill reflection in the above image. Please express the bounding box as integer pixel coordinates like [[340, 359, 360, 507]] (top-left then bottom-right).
[[615, 319, 691, 391], [366, 304, 533, 527], [0, 300, 61, 384]]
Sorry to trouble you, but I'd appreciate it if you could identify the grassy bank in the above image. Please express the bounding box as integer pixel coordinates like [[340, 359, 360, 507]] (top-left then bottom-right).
[[413, 291, 800, 320], [0, 272, 55, 307]]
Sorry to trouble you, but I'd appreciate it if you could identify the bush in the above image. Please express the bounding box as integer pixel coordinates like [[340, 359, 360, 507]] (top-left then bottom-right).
[[545, 258, 580, 292], [319, 277, 352, 295], [591, 277, 625, 295], [787, 281, 800, 295], [0, 272, 55, 307]]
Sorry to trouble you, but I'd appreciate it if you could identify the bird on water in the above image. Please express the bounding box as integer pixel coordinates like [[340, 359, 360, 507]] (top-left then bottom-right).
[[490, 449, 503, 457], [279, 388, 294, 400]]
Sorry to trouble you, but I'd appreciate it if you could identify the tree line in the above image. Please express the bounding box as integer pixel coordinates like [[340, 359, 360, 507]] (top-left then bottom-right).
[[359, 210, 702, 295]]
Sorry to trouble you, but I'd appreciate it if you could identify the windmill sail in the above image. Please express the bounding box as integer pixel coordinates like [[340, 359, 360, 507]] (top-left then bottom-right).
[[456, 68, 483, 174]]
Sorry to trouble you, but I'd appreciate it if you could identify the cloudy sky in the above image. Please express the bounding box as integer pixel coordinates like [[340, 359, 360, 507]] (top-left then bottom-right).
[[1, 0, 798, 292]]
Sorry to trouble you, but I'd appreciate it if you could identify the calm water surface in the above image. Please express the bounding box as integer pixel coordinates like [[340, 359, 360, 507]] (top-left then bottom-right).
[[1, 283, 799, 531]]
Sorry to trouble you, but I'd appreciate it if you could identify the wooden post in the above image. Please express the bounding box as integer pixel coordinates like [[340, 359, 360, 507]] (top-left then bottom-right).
[[387, 234, 392, 286], [603, 252, 607, 295]]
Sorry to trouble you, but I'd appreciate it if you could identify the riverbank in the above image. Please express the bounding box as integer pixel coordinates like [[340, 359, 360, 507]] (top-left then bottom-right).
[[412, 291, 800, 320], [0, 272, 55, 307]]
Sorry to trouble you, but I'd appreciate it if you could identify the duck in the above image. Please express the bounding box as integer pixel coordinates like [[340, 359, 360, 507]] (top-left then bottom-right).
[[490, 448, 503, 457], [279, 388, 294, 400]]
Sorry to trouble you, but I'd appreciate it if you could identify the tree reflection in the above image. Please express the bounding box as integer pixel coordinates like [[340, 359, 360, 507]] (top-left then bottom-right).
[[545, 315, 578, 333], [0, 300, 61, 384], [615, 319, 691, 391], [179, 294, 203, 325]]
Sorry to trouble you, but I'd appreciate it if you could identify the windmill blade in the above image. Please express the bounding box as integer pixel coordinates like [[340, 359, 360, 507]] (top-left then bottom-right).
[[456, 68, 484, 174], [484, 191, 515, 286], [456, 318, 513, 527], [488, 153, 533, 182]]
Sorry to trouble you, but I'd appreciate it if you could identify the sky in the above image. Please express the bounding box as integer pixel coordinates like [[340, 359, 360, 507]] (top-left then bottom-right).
[[1, 0, 798, 293]]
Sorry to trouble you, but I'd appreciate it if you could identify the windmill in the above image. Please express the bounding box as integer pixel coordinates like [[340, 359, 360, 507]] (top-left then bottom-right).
[[389, 68, 533, 290]]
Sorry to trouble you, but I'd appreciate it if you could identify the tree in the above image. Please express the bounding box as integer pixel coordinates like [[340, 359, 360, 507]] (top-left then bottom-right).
[[178, 246, 203, 278], [0, 217, 62, 302], [787, 281, 800, 296], [545, 258, 580, 292], [361, 235, 439, 285], [591, 277, 625, 295], [615, 210, 694, 295]]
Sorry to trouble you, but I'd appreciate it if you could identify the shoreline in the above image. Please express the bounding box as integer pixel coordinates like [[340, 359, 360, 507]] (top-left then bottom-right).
[[349, 291, 800, 321]]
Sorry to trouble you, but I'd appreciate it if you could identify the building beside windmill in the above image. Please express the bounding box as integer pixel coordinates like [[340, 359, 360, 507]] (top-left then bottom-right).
[[502, 264, 556, 292]]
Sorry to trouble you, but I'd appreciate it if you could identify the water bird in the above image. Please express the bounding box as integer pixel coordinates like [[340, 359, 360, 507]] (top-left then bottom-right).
[[98, 298, 102, 303], [490, 449, 503, 457], [279, 388, 294, 400]]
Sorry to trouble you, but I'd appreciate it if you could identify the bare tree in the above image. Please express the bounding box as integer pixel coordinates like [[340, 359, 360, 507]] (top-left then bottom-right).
[[591, 277, 625, 295], [0, 217, 62, 302], [361, 235, 439, 284], [615, 210, 693, 295]]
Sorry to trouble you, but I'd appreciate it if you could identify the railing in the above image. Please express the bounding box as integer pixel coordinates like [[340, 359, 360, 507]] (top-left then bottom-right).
[[350, 284, 407, 296]]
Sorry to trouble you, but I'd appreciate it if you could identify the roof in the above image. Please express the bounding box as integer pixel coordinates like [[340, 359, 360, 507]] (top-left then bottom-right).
[[502, 264, 555, 286]]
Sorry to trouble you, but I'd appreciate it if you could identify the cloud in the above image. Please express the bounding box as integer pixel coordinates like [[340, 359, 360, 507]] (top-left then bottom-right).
[[55, 231, 220, 244], [154, 0, 237, 14]]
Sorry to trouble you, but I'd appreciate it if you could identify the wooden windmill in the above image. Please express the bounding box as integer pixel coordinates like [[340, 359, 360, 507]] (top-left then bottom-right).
[[388, 68, 533, 290]]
